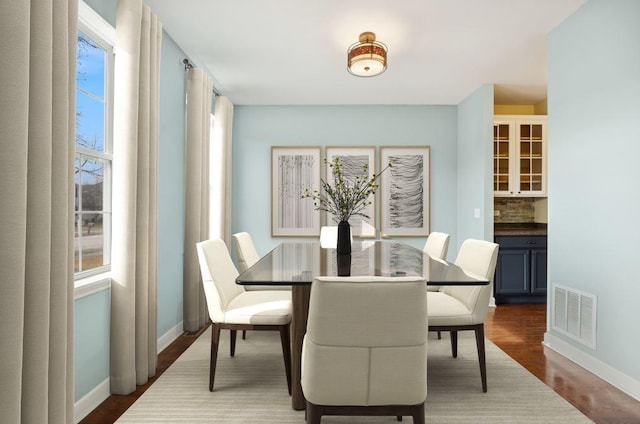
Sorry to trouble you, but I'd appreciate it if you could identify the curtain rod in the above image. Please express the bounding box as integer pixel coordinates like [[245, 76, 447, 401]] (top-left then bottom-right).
[[183, 58, 221, 96]]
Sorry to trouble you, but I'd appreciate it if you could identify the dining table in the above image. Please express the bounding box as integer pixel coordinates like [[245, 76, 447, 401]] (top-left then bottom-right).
[[236, 240, 489, 410]]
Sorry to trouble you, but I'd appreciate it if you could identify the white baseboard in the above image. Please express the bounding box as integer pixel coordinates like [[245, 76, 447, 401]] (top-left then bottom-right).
[[543, 332, 640, 401], [74, 378, 110, 424], [157, 320, 185, 354], [74, 321, 185, 422]]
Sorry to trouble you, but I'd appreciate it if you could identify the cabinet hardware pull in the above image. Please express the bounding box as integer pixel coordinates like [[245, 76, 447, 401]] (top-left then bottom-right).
[[527, 241, 537, 244]]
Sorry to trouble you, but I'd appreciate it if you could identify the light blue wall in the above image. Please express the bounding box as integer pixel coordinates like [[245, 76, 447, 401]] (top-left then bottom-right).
[[157, 33, 186, 338], [84, 0, 115, 25], [74, 289, 110, 401], [456, 84, 494, 248], [74, 0, 189, 402], [548, 0, 640, 381], [232, 105, 459, 256]]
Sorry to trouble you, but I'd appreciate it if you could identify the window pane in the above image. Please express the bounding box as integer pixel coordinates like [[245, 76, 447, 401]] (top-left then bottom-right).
[[78, 158, 104, 211], [75, 22, 112, 279], [76, 92, 105, 152], [74, 216, 80, 272], [75, 212, 107, 272], [77, 32, 105, 98], [74, 157, 81, 212]]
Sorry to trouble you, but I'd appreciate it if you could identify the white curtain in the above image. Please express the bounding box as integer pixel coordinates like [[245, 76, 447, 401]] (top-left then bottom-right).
[[183, 68, 212, 333], [0, 0, 77, 422], [110, 0, 162, 394], [210, 96, 234, 244]]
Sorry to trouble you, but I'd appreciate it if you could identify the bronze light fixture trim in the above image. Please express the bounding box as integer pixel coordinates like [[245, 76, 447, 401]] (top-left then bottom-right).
[[347, 31, 388, 77]]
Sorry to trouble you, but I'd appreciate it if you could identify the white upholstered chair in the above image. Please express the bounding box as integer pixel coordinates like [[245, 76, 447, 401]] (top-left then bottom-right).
[[301, 276, 428, 423], [319, 226, 338, 248], [427, 238, 499, 392], [232, 231, 261, 273], [233, 232, 290, 299], [423, 231, 451, 294], [196, 238, 292, 393], [423, 231, 450, 260], [232, 231, 291, 340], [319, 225, 352, 249]]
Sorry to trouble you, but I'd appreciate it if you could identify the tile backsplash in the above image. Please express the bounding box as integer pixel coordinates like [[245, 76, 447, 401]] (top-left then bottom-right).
[[494, 198, 536, 223]]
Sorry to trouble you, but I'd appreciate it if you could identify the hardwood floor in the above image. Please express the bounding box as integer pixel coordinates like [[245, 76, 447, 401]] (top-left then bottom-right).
[[81, 303, 639, 423], [484, 304, 640, 424]]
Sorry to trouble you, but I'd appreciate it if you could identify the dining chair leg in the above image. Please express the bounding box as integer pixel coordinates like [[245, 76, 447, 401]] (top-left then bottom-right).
[[280, 324, 292, 395], [412, 403, 425, 424], [230, 330, 237, 357], [474, 324, 487, 392], [209, 323, 222, 392], [305, 401, 322, 424], [450, 331, 458, 358]]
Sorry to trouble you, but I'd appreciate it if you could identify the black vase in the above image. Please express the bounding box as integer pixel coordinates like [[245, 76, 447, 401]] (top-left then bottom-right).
[[336, 253, 351, 276], [336, 220, 351, 254]]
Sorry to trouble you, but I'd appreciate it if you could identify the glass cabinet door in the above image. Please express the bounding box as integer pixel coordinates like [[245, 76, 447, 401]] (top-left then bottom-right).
[[493, 123, 512, 194], [494, 115, 546, 197], [517, 123, 544, 194]]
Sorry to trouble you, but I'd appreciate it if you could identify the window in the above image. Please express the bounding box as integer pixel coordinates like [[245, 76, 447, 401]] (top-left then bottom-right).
[[75, 3, 114, 280]]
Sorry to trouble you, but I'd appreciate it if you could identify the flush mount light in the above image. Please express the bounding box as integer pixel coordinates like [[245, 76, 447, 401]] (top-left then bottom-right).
[[347, 31, 387, 77]]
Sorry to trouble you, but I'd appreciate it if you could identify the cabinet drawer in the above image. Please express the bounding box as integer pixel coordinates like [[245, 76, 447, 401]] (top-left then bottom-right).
[[495, 235, 547, 249]]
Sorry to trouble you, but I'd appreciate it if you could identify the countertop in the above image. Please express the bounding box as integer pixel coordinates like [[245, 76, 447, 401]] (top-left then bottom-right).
[[494, 223, 548, 236]]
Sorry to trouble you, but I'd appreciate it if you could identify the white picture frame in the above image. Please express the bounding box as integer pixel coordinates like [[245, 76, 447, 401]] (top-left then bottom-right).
[[380, 146, 431, 237], [271, 146, 321, 237]]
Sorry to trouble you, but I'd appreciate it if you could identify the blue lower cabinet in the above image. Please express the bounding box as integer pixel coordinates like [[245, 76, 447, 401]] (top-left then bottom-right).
[[494, 235, 547, 304]]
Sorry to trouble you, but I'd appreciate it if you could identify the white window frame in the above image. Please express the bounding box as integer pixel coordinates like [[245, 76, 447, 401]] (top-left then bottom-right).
[[75, 1, 115, 292]]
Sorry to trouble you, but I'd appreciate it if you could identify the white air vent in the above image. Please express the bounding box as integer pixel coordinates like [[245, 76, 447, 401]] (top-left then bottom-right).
[[552, 284, 597, 349]]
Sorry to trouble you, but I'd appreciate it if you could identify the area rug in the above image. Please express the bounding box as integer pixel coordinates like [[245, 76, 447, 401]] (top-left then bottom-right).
[[116, 329, 592, 423]]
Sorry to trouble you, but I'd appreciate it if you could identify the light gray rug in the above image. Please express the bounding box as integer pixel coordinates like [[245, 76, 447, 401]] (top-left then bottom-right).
[[117, 329, 592, 423]]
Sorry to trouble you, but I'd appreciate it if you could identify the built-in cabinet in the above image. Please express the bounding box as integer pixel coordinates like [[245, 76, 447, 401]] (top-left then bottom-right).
[[494, 235, 547, 304], [493, 115, 547, 197]]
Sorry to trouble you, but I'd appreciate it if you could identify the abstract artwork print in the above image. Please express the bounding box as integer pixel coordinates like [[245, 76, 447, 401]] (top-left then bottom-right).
[[380, 146, 430, 236], [272, 146, 321, 236]]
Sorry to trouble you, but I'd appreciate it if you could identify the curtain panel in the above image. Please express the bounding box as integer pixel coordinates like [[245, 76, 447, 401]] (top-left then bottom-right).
[[110, 0, 162, 395], [211, 96, 234, 244], [183, 68, 213, 333], [0, 0, 78, 422]]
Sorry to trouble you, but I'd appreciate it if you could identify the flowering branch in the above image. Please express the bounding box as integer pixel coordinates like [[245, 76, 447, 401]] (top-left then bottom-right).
[[302, 157, 392, 222]]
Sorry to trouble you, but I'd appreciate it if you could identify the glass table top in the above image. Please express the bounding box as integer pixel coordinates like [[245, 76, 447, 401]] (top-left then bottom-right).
[[236, 240, 488, 286]]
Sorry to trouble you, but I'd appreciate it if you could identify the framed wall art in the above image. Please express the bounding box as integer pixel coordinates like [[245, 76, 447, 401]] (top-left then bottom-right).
[[325, 146, 377, 238], [380, 146, 430, 237], [271, 146, 321, 237]]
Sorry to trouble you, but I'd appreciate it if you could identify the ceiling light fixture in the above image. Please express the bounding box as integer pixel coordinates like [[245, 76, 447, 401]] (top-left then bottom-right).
[[347, 31, 387, 77]]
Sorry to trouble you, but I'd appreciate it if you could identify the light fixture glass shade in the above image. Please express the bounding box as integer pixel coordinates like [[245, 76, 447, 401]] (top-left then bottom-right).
[[347, 32, 387, 77]]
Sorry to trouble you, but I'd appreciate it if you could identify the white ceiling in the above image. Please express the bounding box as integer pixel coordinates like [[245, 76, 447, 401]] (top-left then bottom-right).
[[145, 0, 586, 105]]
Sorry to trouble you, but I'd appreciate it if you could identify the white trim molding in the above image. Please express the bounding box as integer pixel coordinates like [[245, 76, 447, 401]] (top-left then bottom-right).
[[157, 321, 185, 354], [544, 332, 640, 402], [74, 274, 111, 300], [74, 322, 187, 422], [78, 0, 115, 45], [74, 378, 110, 424]]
